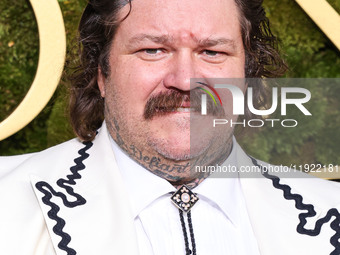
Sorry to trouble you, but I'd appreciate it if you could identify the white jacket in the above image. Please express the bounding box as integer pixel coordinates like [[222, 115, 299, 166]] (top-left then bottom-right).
[[0, 123, 339, 255]]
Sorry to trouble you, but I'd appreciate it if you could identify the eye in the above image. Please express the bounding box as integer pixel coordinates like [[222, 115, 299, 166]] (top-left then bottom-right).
[[136, 48, 167, 61], [144, 48, 162, 55], [202, 49, 228, 57], [203, 50, 220, 57], [200, 49, 228, 63]]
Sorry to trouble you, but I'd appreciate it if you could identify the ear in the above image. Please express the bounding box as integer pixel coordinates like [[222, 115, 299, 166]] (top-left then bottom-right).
[[97, 67, 106, 97]]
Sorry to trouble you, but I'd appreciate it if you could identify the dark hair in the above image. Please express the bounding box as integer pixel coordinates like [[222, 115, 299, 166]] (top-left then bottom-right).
[[69, 0, 287, 141]]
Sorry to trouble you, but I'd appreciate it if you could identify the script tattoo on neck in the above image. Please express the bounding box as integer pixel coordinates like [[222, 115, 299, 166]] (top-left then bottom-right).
[[128, 145, 190, 174], [107, 118, 190, 182], [106, 117, 232, 189]]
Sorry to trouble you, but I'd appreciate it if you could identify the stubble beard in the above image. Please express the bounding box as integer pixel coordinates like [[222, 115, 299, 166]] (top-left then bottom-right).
[[104, 89, 233, 188]]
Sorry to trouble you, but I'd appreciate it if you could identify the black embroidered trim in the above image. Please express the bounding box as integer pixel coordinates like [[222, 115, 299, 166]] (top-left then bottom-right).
[[35, 141, 93, 255], [250, 157, 340, 255]]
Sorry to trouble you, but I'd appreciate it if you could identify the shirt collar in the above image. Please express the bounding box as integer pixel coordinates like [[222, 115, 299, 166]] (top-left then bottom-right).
[[193, 137, 242, 225], [110, 135, 242, 225], [110, 136, 176, 218]]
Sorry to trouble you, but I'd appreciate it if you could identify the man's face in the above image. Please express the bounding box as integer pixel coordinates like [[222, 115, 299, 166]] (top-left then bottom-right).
[[98, 0, 245, 172]]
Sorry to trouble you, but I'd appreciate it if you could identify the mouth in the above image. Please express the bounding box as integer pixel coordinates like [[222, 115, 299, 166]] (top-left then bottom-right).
[[175, 107, 191, 113], [173, 101, 191, 112], [144, 90, 201, 120], [154, 106, 192, 114]]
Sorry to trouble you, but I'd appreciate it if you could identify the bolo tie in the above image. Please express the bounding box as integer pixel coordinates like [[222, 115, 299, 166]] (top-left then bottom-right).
[[170, 185, 199, 255]]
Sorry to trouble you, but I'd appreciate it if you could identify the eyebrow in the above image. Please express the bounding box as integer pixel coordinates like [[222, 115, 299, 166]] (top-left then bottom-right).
[[128, 34, 173, 46], [127, 34, 237, 50], [197, 38, 237, 50]]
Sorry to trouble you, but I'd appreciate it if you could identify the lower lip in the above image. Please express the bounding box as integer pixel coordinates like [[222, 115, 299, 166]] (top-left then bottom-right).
[[175, 107, 191, 113]]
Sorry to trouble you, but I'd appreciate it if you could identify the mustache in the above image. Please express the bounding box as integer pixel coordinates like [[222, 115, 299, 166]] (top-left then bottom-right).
[[143, 89, 225, 120]]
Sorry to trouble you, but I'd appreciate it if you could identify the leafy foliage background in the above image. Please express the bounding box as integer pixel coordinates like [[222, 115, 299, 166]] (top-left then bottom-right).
[[0, 0, 339, 166]]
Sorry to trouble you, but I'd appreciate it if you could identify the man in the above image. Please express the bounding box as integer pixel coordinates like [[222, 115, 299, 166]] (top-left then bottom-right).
[[0, 0, 339, 254]]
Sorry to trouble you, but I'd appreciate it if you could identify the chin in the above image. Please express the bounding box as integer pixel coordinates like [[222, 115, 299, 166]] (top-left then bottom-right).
[[148, 137, 189, 161], [145, 117, 217, 161], [148, 136, 212, 161], [158, 149, 192, 161]]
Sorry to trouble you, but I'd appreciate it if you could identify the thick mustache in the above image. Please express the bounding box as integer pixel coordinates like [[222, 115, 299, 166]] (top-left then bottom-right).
[[143, 89, 224, 120]]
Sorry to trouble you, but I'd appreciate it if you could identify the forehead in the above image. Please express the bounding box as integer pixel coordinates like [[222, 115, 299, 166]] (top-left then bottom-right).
[[116, 0, 242, 44]]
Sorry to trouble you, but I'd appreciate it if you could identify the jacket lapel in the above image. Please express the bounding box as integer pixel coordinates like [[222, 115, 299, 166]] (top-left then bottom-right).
[[29, 125, 339, 255], [236, 142, 340, 255], [30, 124, 139, 255]]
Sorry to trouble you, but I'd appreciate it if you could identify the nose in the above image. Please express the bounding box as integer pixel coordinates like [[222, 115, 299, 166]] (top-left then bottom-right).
[[163, 50, 201, 92]]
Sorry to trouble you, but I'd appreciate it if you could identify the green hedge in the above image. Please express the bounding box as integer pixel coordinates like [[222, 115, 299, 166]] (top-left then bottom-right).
[[0, 0, 339, 166]]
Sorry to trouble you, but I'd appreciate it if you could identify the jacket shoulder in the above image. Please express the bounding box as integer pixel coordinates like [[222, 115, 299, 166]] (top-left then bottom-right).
[[234, 141, 340, 208], [0, 137, 83, 179], [0, 153, 36, 177], [253, 158, 340, 209]]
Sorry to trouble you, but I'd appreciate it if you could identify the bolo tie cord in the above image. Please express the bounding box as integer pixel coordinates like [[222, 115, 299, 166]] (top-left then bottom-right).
[[170, 185, 199, 255], [179, 209, 197, 255]]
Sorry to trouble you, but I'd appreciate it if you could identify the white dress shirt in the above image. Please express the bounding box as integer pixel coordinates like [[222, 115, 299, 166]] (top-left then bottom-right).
[[111, 137, 260, 255]]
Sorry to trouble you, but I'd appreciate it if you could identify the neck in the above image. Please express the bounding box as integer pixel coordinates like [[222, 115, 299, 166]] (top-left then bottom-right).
[[107, 119, 233, 190], [170, 141, 232, 189]]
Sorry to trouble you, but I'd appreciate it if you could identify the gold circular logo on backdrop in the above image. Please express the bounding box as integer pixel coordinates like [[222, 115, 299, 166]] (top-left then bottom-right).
[[0, 0, 66, 141]]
